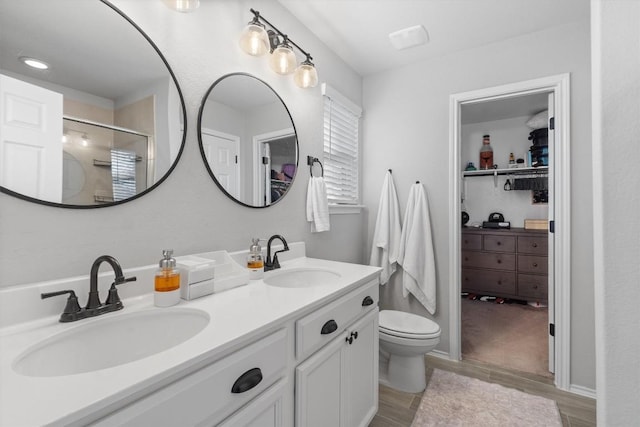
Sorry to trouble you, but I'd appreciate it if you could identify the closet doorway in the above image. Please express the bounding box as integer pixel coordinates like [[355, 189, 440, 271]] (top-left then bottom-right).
[[448, 74, 571, 391]]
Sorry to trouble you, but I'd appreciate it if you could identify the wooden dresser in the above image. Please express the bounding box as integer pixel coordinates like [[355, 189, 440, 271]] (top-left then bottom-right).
[[461, 227, 548, 302]]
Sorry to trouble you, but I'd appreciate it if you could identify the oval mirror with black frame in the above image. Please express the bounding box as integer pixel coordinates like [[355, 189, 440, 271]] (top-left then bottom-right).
[[198, 73, 298, 208], [0, 0, 186, 208]]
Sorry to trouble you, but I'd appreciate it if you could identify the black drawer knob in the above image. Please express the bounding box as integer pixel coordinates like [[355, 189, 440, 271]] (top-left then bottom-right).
[[362, 296, 374, 306], [533, 285, 538, 289], [532, 243, 538, 247], [321, 319, 338, 335], [497, 241, 502, 245], [231, 368, 263, 394], [497, 259, 502, 264], [533, 263, 538, 267]]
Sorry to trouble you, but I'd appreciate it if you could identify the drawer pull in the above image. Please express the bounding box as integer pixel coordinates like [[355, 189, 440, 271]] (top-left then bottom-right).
[[533, 263, 538, 267], [362, 296, 374, 306], [532, 243, 538, 248], [231, 368, 263, 394], [497, 259, 502, 264], [533, 285, 538, 289], [346, 335, 353, 345], [321, 319, 338, 335], [497, 241, 502, 246], [351, 331, 358, 340]]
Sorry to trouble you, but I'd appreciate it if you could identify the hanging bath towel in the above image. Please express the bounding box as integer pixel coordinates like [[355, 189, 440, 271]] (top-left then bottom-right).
[[398, 182, 437, 314], [306, 176, 330, 232], [369, 171, 402, 285]]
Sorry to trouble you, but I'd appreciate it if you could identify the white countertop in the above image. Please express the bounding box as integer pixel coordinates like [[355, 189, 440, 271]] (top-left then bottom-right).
[[0, 253, 380, 427]]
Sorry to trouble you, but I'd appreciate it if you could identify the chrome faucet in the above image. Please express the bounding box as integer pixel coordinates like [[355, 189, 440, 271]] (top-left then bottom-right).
[[264, 235, 289, 272], [41, 255, 136, 322]]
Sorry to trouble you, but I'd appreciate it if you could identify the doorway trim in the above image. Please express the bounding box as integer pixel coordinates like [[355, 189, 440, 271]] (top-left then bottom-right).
[[448, 74, 571, 390]]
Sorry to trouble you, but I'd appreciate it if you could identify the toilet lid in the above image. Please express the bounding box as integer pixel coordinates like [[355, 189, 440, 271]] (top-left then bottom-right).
[[379, 310, 440, 338]]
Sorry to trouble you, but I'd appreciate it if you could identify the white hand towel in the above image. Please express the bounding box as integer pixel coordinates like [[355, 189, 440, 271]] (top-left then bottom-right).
[[398, 182, 437, 314], [306, 176, 330, 232], [369, 171, 402, 284]]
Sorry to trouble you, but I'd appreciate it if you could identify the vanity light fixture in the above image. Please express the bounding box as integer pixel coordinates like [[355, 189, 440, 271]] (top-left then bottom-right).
[[19, 56, 49, 70], [239, 9, 318, 88], [163, 0, 200, 13]]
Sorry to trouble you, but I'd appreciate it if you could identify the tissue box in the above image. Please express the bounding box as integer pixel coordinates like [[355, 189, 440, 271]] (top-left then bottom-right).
[[176, 255, 217, 300]]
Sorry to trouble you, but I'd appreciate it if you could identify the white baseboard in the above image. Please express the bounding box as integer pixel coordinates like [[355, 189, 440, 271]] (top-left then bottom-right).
[[568, 384, 596, 399]]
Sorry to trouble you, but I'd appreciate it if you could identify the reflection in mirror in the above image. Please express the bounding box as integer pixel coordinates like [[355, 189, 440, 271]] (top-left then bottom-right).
[[0, 0, 186, 207], [198, 73, 298, 208]]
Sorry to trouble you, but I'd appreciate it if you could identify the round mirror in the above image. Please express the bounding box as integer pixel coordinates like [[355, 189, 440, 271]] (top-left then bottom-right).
[[0, 0, 186, 208], [198, 73, 298, 208]]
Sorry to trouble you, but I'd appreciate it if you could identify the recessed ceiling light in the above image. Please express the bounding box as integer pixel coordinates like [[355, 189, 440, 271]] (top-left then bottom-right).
[[389, 25, 429, 50], [19, 56, 50, 70], [163, 0, 200, 12]]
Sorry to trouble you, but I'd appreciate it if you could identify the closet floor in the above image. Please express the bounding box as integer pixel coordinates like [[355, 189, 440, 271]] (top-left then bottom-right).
[[461, 297, 552, 378]]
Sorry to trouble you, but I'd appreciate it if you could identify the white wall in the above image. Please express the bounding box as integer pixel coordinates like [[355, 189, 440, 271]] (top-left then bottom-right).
[[592, 1, 640, 424], [0, 0, 365, 288], [362, 21, 594, 389]]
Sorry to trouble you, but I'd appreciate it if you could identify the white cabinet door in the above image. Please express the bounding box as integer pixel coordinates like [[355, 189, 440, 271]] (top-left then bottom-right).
[[295, 332, 346, 427], [295, 308, 379, 427], [345, 308, 378, 427], [0, 74, 63, 202]]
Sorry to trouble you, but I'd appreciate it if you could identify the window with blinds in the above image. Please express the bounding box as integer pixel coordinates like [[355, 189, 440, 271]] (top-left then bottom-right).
[[322, 84, 362, 205], [111, 149, 137, 202]]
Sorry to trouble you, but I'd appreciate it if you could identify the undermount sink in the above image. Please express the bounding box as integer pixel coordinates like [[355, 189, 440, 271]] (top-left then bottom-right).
[[13, 307, 209, 377], [264, 268, 341, 288]]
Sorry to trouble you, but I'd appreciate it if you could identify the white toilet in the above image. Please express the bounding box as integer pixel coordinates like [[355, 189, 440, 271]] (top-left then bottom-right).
[[378, 309, 441, 393]]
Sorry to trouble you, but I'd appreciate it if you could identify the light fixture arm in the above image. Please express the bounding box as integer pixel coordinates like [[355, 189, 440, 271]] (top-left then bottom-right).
[[250, 8, 313, 61]]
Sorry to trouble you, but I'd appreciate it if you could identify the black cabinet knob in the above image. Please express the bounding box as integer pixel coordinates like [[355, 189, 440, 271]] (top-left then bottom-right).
[[321, 319, 338, 335], [231, 368, 263, 394]]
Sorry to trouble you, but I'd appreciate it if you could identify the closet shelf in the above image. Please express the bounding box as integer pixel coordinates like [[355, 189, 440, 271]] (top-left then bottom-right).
[[463, 166, 548, 177]]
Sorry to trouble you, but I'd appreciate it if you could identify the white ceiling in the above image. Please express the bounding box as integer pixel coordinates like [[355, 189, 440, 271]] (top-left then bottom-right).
[[277, 0, 590, 76]]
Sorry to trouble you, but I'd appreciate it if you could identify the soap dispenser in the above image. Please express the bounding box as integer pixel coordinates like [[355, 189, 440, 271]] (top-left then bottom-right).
[[247, 238, 264, 280], [155, 249, 180, 307]]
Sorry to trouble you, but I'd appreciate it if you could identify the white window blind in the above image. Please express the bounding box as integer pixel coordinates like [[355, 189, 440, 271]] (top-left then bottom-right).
[[322, 84, 362, 205], [111, 149, 137, 202]]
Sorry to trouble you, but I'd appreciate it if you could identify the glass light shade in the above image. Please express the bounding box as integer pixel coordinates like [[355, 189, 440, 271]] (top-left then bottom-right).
[[163, 0, 200, 12], [239, 23, 269, 56], [293, 62, 318, 88], [269, 44, 296, 75]]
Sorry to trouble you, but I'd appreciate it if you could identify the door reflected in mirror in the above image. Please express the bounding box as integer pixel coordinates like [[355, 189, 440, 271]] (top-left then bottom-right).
[[0, 0, 186, 207], [198, 73, 298, 208]]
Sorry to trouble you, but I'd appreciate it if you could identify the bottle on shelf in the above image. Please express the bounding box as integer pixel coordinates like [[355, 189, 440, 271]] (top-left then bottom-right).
[[479, 134, 493, 170]]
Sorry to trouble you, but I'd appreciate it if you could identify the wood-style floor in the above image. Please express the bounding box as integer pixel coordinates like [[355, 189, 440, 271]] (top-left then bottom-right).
[[369, 355, 596, 427]]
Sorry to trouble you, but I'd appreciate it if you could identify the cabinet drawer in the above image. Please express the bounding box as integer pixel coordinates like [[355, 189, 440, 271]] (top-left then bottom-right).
[[462, 268, 516, 295], [94, 329, 288, 427], [518, 274, 548, 299], [296, 279, 378, 361], [518, 235, 548, 255], [461, 234, 481, 250], [518, 255, 548, 274], [462, 251, 515, 271], [483, 235, 515, 252]]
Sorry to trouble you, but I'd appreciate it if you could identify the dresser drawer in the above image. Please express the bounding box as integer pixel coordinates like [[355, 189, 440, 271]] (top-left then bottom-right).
[[296, 279, 378, 361], [518, 255, 548, 274], [461, 233, 481, 250], [483, 235, 516, 252], [518, 274, 548, 299], [518, 235, 548, 255], [462, 268, 516, 295], [462, 251, 516, 271]]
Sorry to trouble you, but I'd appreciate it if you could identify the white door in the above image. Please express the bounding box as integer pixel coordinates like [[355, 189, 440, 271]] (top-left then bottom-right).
[[547, 92, 556, 373], [0, 74, 63, 202], [201, 129, 240, 199], [295, 332, 346, 427], [345, 309, 379, 427]]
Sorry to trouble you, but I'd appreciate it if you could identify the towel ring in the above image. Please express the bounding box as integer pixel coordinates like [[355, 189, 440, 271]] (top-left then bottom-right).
[[307, 156, 324, 177]]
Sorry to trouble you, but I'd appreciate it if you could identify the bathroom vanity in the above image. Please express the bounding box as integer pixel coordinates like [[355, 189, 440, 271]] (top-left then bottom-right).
[[0, 243, 380, 426]]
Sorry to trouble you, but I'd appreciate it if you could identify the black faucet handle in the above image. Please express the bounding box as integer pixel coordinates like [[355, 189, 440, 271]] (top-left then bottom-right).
[[41, 290, 82, 315], [105, 276, 137, 306]]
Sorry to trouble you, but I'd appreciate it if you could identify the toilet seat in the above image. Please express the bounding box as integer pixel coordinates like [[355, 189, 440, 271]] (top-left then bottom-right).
[[379, 310, 440, 339]]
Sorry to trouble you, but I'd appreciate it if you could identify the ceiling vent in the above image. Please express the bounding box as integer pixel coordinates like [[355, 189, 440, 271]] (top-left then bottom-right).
[[389, 25, 429, 50]]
